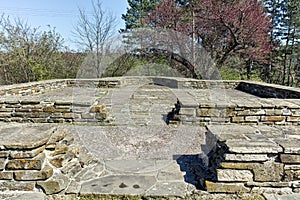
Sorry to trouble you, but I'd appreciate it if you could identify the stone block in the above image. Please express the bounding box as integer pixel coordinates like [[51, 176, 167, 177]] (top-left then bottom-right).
[[253, 162, 284, 182], [220, 162, 255, 170], [90, 105, 105, 113], [265, 109, 283, 115], [37, 174, 69, 195], [205, 181, 250, 193], [0, 181, 35, 191], [252, 187, 293, 194], [226, 140, 283, 154], [51, 143, 69, 156], [284, 170, 300, 181], [14, 165, 53, 181], [282, 108, 292, 116], [261, 116, 285, 122], [43, 106, 55, 113], [276, 139, 300, 154], [65, 180, 81, 194], [237, 109, 265, 116], [280, 154, 300, 164], [50, 155, 64, 168], [47, 129, 68, 145], [0, 158, 5, 170], [181, 108, 196, 116], [217, 169, 253, 182], [10, 145, 45, 159], [0, 125, 55, 150], [0, 171, 13, 180], [231, 117, 244, 123], [287, 117, 300, 122], [284, 165, 300, 170], [224, 154, 269, 162], [245, 116, 260, 122], [81, 113, 95, 119], [246, 181, 290, 187], [6, 153, 45, 170]]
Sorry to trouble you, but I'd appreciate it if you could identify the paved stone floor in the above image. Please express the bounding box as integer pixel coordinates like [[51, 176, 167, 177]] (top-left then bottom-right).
[[66, 125, 207, 197], [1, 82, 300, 199]]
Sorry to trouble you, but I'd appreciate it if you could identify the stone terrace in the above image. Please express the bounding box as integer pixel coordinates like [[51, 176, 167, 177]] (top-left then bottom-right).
[[0, 76, 300, 199]]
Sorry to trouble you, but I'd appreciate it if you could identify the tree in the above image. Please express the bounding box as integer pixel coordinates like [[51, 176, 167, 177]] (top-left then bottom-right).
[[73, 0, 117, 78], [0, 15, 65, 84], [263, 0, 300, 86], [147, 0, 273, 76], [121, 0, 161, 31]]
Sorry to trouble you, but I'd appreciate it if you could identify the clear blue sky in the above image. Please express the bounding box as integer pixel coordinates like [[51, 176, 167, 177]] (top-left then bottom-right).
[[0, 0, 129, 50]]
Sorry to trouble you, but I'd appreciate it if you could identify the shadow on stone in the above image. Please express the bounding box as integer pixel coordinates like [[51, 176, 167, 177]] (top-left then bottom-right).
[[174, 154, 217, 190]]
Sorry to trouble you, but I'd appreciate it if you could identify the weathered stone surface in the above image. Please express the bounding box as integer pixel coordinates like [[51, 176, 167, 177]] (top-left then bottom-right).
[[285, 165, 300, 170], [0, 181, 35, 191], [37, 174, 69, 195], [284, 170, 300, 181], [51, 143, 68, 156], [49, 155, 64, 168], [226, 140, 283, 154], [10, 145, 45, 159], [0, 172, 13, 180], [47, 129, 68, 145], [276, 139, 300, 154], [80, 175, 157, 195], [0, 125, 55, 149], [264, 193, 300, 200], [220, 162, 255, 170], [157, 162, 184, 181], [0, 151, 9, 158], [61, 161, 82, 177], [280, 154, 300, 164], [261, 116, 285, 122], [14, 165, 53, 181], [253, 162, 284, 182], [205, 181, 250, 193], [6, 153, 45, 170], [217, 169, 253, 182], [253, 187, 293, 194], [65, 180, 81, 194], [0, 158, 5, 170], [0, 191, 46, 200], [246, 181, 290, 187], [145, 181, 186, 197], [224, 154, 269, 162]]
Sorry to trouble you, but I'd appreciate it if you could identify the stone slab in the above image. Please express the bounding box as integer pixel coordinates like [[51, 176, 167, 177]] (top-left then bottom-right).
[[217, 169, 253, 182], [145, 181, 186, 197], [0, 124, 55, 150], [80, 175, 157, 195], [225, 140, 282, 154], [205, 181, 250, 193], [224, 154, 269, 162], [264, 193, 300, 200], [0, 192, 46, 200]]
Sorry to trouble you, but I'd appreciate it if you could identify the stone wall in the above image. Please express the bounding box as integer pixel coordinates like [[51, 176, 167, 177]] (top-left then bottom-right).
[[0, 99, 108, 124], [203, 125, 300, 194], [0, 124, 96, 197], [169, 101, 300, 126], [237, 81, 300, 98]]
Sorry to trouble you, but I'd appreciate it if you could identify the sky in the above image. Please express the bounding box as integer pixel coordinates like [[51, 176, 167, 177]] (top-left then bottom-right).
[[0, 0, 129, 50]]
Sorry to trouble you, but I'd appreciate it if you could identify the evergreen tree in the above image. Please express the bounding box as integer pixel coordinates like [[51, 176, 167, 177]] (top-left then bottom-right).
[[121, 0, 161, 31]]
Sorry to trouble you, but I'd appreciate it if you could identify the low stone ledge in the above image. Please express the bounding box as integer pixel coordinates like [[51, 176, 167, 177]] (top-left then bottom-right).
[[203, 124, 300, 195], [205, 181, 250, 193], [0, 125, 55, 150]]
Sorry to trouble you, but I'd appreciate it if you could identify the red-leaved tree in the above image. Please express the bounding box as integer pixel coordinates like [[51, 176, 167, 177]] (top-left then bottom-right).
[[147, 0, 273, 68]]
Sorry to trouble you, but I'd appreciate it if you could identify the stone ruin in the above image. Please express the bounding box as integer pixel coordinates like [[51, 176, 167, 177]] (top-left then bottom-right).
[[0, 76, 300, 199]]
